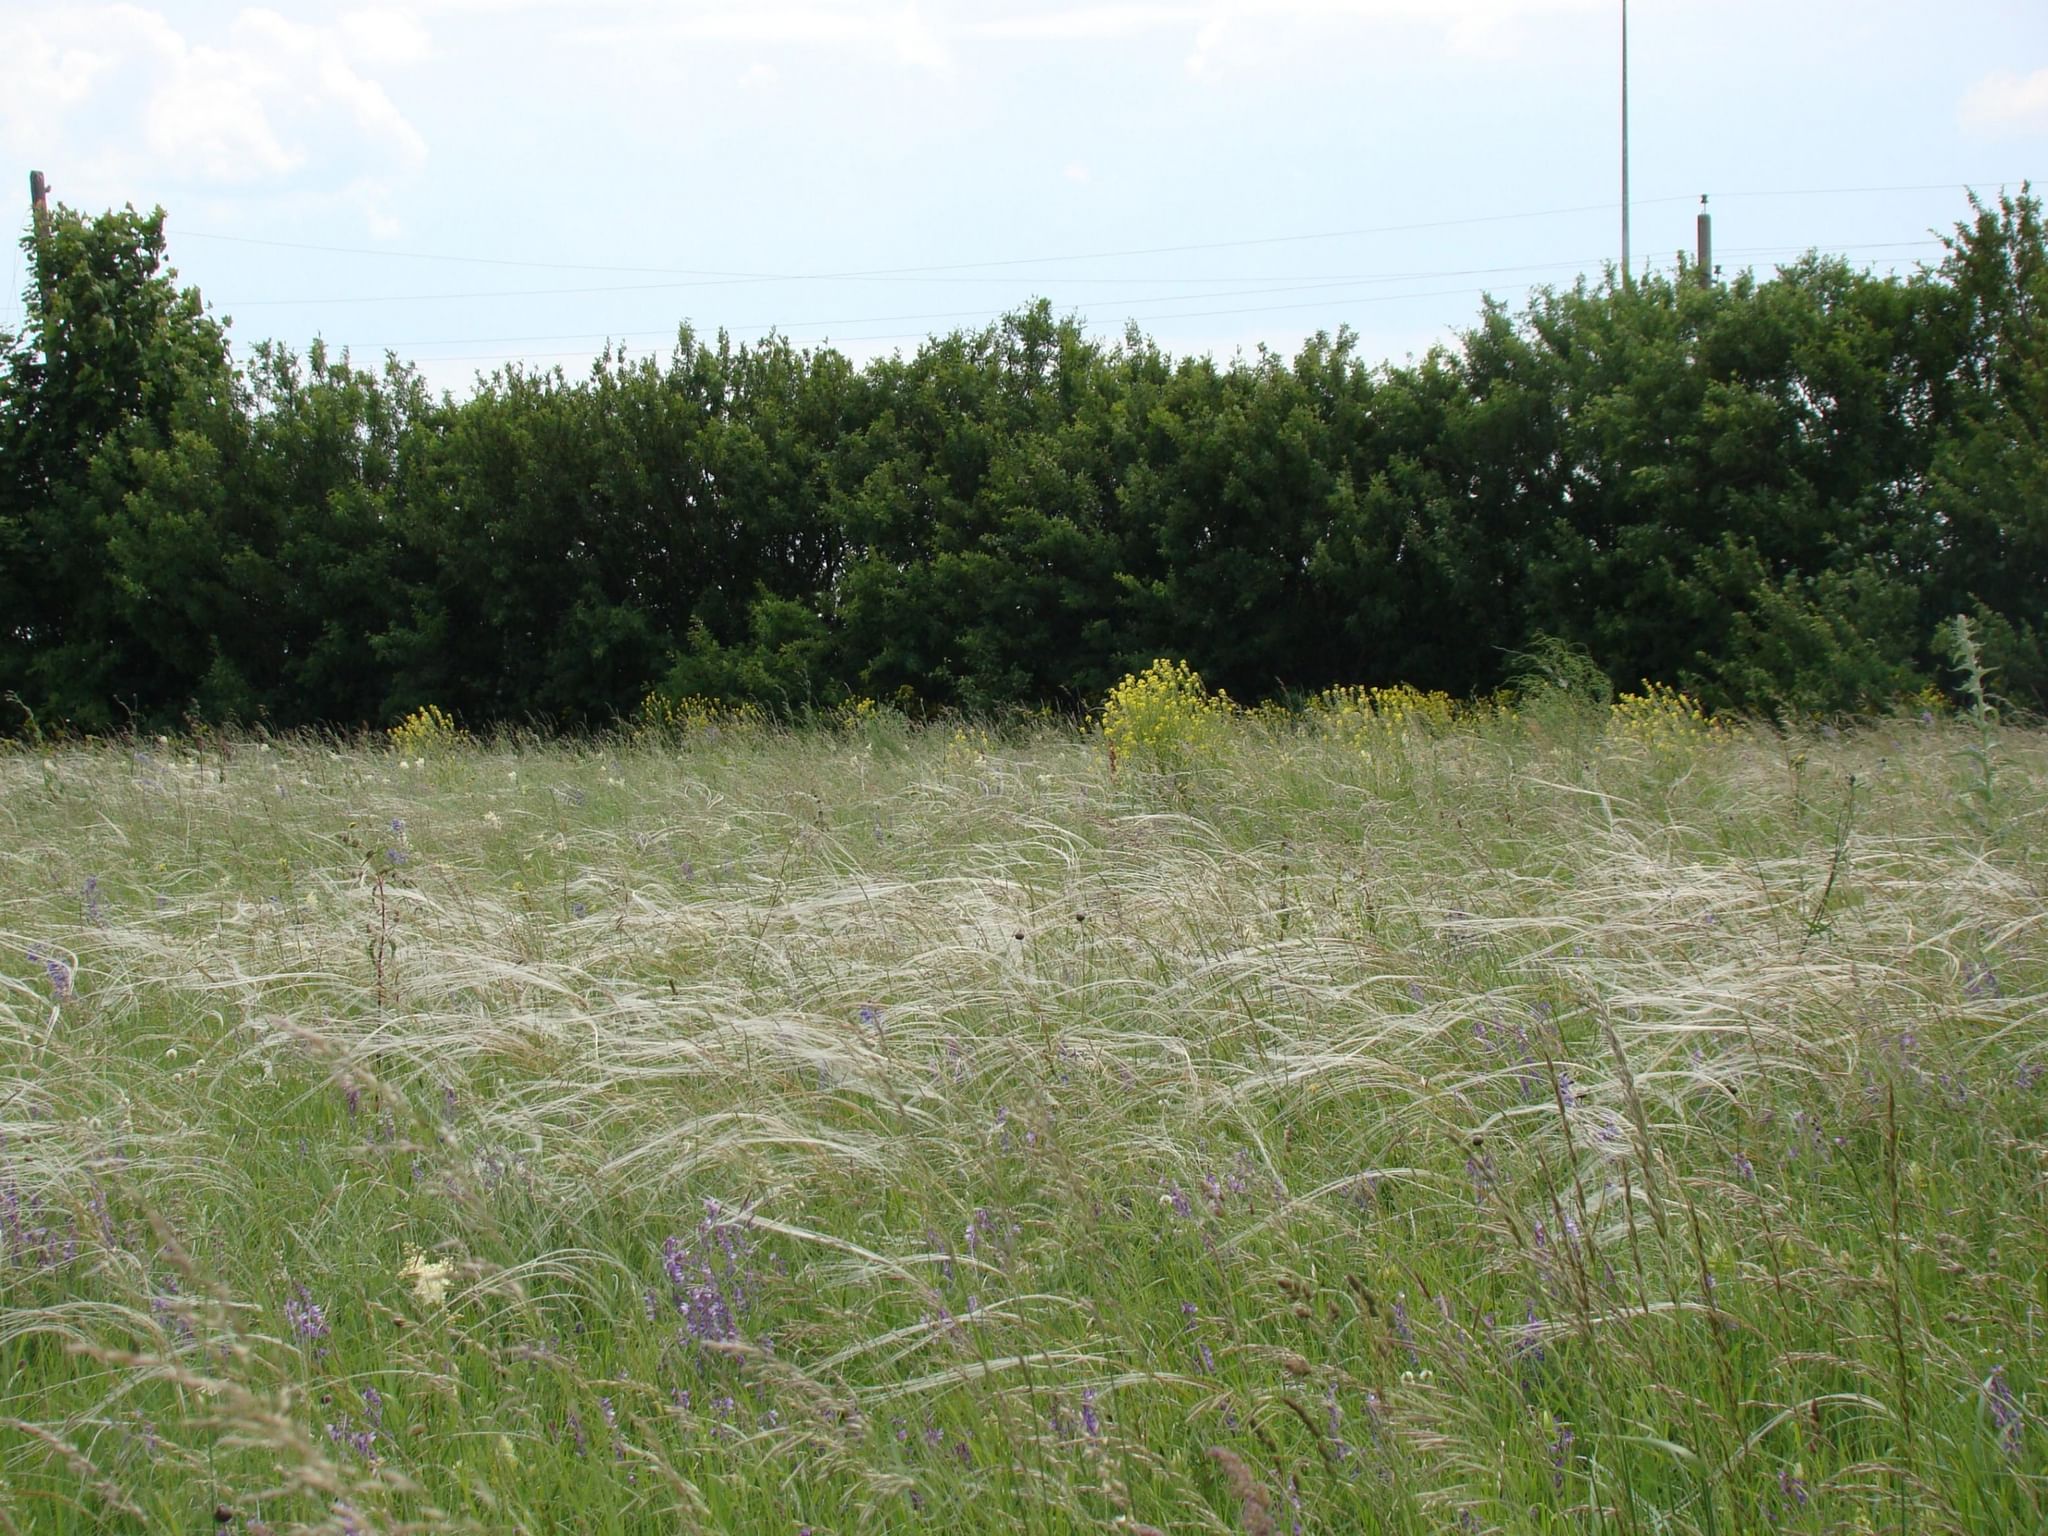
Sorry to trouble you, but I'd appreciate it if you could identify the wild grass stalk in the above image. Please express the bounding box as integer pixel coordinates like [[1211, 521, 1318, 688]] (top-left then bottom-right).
[[0, 706, 2041, 1532]]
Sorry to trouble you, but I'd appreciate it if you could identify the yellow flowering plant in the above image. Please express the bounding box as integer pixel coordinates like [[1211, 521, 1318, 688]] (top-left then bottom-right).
[[1308, 683, 1458, 748], [634, 691, 765, 741], [1610, 681, 1721, 751], [387, 705, 465, 755], [1100, 659, 1236, 772]]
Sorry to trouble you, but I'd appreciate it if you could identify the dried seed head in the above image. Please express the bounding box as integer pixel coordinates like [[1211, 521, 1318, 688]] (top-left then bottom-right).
[[1206, 1446, 1276, 1536]]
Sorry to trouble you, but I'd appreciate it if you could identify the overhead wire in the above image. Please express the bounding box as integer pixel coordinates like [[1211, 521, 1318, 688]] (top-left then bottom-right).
[[183, 178, 2017, 290], [365, 257, 1617, 350], [202, 179, 2007, 309], [165, 178, 1997, 375], [191, 196, 1634, 288], [327, 237, 1947, 361]]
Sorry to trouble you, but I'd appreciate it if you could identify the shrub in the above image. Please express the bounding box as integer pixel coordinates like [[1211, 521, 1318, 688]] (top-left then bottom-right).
[[634, 692, 765, 742], [1101, 659, 1236, 772], [1610, 681, 1719, 752], [1504, 635, 1613, 735], [387, 705, 465, 756], [1307, 683, 1457, 748]]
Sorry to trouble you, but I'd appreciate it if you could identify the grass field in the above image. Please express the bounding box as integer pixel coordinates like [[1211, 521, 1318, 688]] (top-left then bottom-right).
[[2, 703, 2043, 1534]]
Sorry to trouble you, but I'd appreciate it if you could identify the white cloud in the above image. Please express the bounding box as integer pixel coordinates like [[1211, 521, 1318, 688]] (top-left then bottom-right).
[[461, 0, 1603, 76], [1960, 67, 2048, 137], [976, 5, 1200, 41], [739, 60, 782, 88], [574, 2, 953, 72], [0, 5, 429, 199], [0, 22, 117, 143], [338, 8, 435, 66], [1064, 162, 1092, 181], [1181, 0, 1612, 75]]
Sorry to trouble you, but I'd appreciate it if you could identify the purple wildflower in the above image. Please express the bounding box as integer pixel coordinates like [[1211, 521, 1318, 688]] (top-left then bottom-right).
[[1181, 1301, 1216, 1373], [1964, 961, 2001, 1000], [1984, 1366, 2024, 1454], [1550, 1421, 1575, 1490], [150, 1279, 197, 1343], [659, 1202, 754, 1345], [285, 1285, 329, 1343], [27, 950, 71, 1001], [326, 1416, 376, 1462], [1516, 1303, 1545, 1366], [1391, 1294, 1417, 1365], [1778, 1467, 1808, 1508], [1081, 1388, 1101, 1438]]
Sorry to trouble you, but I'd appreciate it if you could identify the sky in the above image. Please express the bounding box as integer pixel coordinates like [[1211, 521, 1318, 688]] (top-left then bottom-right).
[[4, 0, 2046, 395]]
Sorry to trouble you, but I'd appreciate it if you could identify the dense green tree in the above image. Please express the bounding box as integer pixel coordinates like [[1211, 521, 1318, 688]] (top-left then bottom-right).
[[1, 203, 242, 728], [1918, 191, 2048, 701], [7, 193, 2045, 733]]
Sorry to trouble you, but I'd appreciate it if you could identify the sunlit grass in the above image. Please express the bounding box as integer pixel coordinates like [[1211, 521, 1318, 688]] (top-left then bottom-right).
[[1, 709, 2043, 1533]]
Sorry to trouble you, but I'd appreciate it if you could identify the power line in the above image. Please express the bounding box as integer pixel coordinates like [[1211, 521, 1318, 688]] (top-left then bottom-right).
[[218, 233, 1953, 313], [363, 258, 1618, 351], [367, 226, 1962, 374], [192, 198, 1630, 288], [318, 237, 1947, 358], [200, 179, 2010, 308], [391, 274, 1751, 369]]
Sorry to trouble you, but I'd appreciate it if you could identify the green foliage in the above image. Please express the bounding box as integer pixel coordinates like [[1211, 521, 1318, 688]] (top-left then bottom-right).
[[1691, 542, 1926, 716], [1, 202, 239, 728], [660, 599, 837, 714], [1503, 633, 1613, 733], [7, 191, 2048, 734]]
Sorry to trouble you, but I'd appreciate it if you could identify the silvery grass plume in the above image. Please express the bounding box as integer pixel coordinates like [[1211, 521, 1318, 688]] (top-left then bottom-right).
[[0, 707, 2041, 1532]]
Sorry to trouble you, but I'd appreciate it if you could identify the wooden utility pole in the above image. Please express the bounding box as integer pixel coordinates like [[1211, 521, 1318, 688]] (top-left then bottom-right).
[[1696, 195, 1713, 287], [29, 170, 53, 314]]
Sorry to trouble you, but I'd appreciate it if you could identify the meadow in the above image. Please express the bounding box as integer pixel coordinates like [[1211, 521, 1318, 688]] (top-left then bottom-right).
[[1, 693, 2043, 1534]]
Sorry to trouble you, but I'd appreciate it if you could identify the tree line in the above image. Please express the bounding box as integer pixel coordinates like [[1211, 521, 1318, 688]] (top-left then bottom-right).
[[3, 191, 2043, 734]]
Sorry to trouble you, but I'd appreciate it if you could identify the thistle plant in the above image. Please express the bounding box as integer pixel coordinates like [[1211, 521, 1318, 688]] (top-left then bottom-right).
[[1939, 613, 2001, 841]]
